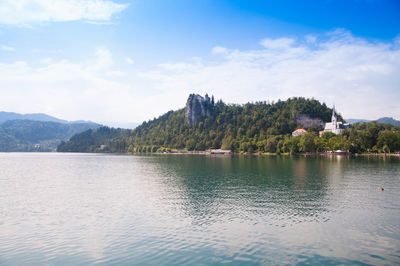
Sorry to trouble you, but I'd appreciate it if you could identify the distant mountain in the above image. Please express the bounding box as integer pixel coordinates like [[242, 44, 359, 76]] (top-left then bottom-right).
[[0, 119, 101, 152], [375, 117, 400, 127], [346, 118, 370, 124], [0, 111, 68, 124], [346, 117, 400, 126], [0, 111, 100, 125]]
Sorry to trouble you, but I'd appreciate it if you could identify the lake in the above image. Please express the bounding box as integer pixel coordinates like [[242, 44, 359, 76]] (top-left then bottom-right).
[[0, 153, 399, 265]]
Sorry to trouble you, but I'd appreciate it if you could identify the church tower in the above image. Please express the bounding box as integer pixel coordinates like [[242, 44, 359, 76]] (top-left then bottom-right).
[[322, 105, 349, 135], [332, 105, 337, 132]]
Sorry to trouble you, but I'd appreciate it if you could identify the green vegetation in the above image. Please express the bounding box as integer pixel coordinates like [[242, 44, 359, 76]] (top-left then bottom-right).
[[346, 122, 400, 153], [57, 127, 130, 153], [127, 97, 336, 152], [0, 120, 100, 152], [57, 97, 400, 154]]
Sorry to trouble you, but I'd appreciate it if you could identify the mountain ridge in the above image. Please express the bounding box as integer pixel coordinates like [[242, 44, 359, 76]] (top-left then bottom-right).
[[0, 111, 97, 125], [346, 117, 400, 126], [0, 119, 101, 152]]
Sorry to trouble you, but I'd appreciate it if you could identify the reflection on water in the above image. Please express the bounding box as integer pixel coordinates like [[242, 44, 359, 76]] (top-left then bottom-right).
[[0, 153, 399, 265], [155, 156, 333, 227]]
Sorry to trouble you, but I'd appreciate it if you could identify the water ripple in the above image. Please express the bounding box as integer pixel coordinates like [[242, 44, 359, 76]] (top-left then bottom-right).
[[0, 153, 399, 265]]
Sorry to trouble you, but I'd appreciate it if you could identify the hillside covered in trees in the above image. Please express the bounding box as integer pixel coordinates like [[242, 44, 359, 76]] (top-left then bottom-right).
[[58, 94, 400, 154], [0, 120, 100, 152], [57, 127, 130, 153]]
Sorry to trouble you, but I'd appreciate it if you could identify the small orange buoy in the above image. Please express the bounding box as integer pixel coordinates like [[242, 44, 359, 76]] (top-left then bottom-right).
[[379, 187, 384, 191]]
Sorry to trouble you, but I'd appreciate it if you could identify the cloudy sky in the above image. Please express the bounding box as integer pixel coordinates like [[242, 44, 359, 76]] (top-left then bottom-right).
[[0, 0, 399, 124]]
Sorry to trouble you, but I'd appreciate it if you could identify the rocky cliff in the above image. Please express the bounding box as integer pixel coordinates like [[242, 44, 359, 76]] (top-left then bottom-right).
[[185, 93, 214, 125], [295, 114, 325, 129]]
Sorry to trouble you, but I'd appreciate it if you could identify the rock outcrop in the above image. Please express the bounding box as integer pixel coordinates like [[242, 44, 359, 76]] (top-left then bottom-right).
[[295, 114, 324, 129], [185, 93, 214, 125]]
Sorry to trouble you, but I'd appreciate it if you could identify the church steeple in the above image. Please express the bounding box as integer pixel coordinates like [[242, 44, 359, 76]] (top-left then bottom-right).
[[332, 105, 337, 130], [323, 105, 349, 135]]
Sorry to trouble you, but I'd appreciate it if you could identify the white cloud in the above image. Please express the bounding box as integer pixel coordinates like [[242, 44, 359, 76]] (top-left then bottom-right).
[[0, 47, 137, 122], [394, 35, 400, 47], [0, 48, 187, 123], [40, 57, 52, 64], [305, 35, 317, 43], [139, 31, 400, 120], [212, 46, 229, 55], [107, 70, 125, 77], [92, 46, 113, 70], [157, 62, 202, 72], [0, 0, 128, 26], [125, 57, 134, 64], [0, 30, 399, 123], [1, 45, 15, 51], [260, 37, 295, 49]]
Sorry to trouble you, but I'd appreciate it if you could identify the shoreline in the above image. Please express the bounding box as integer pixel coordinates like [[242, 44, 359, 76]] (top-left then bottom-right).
[[2, 151, 400, 158], [125, 151, 400, 157]]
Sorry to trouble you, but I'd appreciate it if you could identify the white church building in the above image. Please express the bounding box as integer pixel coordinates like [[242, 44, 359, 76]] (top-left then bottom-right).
[[321, 106, 350, 135]]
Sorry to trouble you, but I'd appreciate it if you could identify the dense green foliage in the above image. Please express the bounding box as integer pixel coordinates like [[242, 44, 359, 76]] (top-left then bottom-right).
[[0, 120, 100, 151], [57, 97, 400, 154], [58, 127, 130, 153], [130, 97, 336, 150], [346, 122, 400, 153]]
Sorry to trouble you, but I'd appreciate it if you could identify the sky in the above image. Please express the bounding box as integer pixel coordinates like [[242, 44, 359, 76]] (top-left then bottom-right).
[[0, 0, 399, 125]]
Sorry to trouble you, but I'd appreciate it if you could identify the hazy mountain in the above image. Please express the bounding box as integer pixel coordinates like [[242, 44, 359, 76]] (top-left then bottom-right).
[[375, 117, 400, 126], [0, 119, 101, 152], [346, 118, 370, 124], [0, 111, 100, 125], [0, 111, 68, 124], [346, 117, 400, 126]]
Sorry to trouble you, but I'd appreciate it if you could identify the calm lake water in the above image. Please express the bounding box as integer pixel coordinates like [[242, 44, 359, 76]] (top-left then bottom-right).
[[0, 153, 399, 265]]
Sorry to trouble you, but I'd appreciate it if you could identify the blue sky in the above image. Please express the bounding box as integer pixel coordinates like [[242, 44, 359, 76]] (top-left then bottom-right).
[[0, 0, 399, 124]]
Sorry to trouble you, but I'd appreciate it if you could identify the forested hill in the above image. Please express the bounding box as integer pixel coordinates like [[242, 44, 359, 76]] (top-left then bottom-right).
[[0, 120, 100, 152], [58, 95, 343, 153]]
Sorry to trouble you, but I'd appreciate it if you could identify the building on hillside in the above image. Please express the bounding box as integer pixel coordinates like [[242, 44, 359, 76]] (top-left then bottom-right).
[[292, 128, 307, 137], [321, 106, 350, 135]]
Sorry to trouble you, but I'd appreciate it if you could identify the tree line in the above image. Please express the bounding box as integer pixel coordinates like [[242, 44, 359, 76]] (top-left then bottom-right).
[[57, 97, 400, 154]]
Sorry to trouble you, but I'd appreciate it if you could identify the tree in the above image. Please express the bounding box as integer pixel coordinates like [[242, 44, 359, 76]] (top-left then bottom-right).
[[377, 131, 399, 153], [221, 135, 233, 150], [264, 137, 279, 153], [58, 97, 400, 154], [185, 138, 196, 151], [299, 133, 316, 152]]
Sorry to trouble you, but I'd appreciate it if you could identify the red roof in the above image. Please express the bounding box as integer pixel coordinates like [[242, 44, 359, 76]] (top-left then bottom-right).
[[293, 128, 307, 133]]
